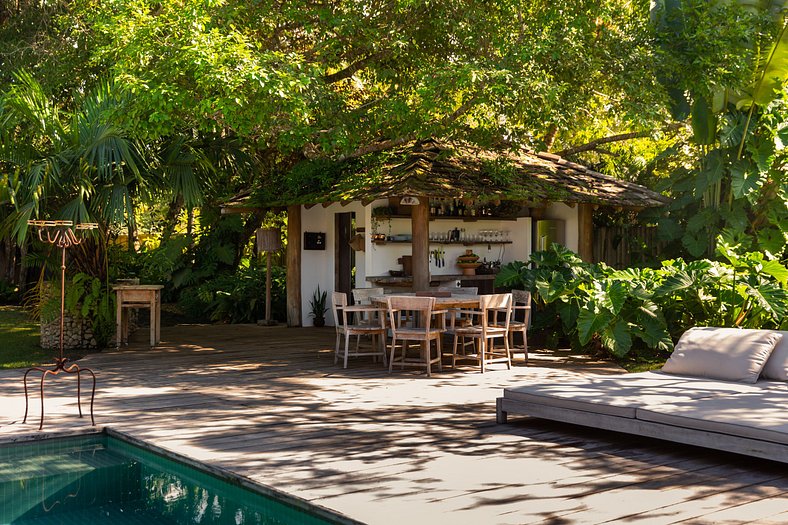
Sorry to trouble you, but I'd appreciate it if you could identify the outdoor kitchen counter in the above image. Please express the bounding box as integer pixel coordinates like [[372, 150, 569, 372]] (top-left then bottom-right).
[[366, 273, 495, 293]]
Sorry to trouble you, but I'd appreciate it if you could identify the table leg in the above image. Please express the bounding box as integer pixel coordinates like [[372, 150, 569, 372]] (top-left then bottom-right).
[[149, 300, 156, 347], [116, 293, 123, 348], [121, 308, 129, 345], [155, 292, 161, 345]]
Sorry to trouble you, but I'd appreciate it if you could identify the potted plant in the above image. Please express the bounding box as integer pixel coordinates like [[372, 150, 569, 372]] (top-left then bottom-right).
[[309, 286, 329, 327], [456, 249, 481, 276]]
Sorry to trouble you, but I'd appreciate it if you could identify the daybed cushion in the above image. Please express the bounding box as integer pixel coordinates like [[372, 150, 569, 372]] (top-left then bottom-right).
[[761, 331, 788, 381], [661, 327, 781, 383], [502, 371, 763, 419], [637, 384, 788, 445]]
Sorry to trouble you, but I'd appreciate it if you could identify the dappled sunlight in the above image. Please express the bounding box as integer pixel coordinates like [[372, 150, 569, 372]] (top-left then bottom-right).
[[0, 324, 786, 524]]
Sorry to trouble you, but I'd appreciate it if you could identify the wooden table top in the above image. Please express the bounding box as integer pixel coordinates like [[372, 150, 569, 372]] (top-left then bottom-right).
[[371, 293, 480, 310], [112, 284, 165, 291]]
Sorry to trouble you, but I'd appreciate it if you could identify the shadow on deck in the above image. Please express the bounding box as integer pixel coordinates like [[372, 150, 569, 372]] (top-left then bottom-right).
[[0, 324, 785, 524]]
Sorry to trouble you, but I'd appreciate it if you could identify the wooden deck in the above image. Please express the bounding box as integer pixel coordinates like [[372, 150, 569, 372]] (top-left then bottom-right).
[[0, 324, 786, 524]]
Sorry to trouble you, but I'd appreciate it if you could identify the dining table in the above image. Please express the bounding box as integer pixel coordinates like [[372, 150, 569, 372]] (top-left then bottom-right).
[[370, 292, 481, 310]]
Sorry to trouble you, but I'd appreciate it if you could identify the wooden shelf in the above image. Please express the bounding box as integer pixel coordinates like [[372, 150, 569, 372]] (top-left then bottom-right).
[[375, 214, 519, 222], [372, 240, 512, 246]]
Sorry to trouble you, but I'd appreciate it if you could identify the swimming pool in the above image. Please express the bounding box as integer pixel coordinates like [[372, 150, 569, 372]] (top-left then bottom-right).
[[0, 431, 355, 525]]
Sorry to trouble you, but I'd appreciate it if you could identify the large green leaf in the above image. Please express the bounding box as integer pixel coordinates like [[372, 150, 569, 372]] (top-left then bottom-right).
[[761, 259, 788, 285], [495, 261, 527, 288], [556, 299, 579, 333], [682, 232, 709, 258], [603, 280, 628, 315], [634, 302, 673, 352], [746, 137, 776, 174], [748, 283, 788, 319], [655, 270, 695, 295], [730, 163, 763, 199], [577, 306, 612, 346], [535, 271, 570, 303], [757, 228, 788, 255], [751, 19, 788, 107], [691, 95, 716, 145], [600, 319, 633, 357]]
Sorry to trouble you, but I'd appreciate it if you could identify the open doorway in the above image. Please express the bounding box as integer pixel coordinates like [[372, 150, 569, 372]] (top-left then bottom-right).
[[334, 212, 356, 300]]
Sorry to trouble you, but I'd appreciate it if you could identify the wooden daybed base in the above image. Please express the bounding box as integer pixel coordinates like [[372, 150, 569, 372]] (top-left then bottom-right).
[[496, 371, 788, 464]]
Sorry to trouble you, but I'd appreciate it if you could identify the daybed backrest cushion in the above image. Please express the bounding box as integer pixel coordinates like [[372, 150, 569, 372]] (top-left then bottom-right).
[[662, 327, 782, 383], [761, 331, 788, 381]]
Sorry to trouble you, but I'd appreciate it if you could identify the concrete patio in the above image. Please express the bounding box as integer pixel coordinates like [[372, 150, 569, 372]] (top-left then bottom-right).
[[0, 324, 786, 524]]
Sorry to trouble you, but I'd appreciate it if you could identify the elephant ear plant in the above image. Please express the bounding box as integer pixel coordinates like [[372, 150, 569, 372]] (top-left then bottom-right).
[[496, 242, 788, 359]]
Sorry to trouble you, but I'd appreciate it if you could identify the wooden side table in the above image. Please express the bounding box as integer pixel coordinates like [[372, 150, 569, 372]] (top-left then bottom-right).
[[113, 285, 164, 347]]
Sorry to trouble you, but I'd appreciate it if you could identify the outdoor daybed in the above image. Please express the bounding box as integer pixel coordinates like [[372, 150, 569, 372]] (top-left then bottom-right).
[[496, 327, 788, 463]]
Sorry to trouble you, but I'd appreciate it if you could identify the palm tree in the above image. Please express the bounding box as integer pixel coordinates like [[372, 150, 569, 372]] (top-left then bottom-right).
[[0, 71, 144, 243]]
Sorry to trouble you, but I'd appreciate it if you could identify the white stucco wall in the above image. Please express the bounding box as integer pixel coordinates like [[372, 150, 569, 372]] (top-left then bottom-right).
[[542, 202, 579, 253], [301, 202, 366, 327]]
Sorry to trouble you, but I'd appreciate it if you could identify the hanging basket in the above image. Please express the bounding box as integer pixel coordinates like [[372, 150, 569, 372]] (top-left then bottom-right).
[[349, 234, 365, 252]]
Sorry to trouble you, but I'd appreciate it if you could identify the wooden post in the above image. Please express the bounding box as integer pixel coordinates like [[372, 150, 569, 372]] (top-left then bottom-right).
[[411, 198, 430, 291], [286, 205, 302, 327], [578, 203, 594, 263]]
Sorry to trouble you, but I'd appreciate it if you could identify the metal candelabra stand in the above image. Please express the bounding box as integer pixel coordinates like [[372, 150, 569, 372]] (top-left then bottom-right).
[[24, 220, 98, 430]]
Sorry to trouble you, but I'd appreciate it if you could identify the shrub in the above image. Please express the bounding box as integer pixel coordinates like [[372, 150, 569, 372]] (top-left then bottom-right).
[[496, 243, 788, 358], [177, 263, 286, 324], [39, 273, 116, 348]]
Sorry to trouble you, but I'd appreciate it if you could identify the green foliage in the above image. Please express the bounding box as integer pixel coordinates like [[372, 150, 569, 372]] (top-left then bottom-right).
[[0, 280, 21, 305], [177, 264, 286, 324], [40, 273, 115, 348], [0, 72, 144, 241], [652, 96, 788, 258], [647, 0, 788, 260], [496, 243, 788, 358]]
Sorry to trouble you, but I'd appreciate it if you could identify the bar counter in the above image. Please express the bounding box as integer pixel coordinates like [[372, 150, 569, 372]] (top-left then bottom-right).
[[365, 273, 498, 293]]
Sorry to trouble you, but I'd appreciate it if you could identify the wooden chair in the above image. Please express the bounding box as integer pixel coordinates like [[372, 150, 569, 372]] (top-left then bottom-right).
[[438, 286, 478, 295], [451, 293, 513, 373], [507, 290, 531, 363], [351, 287, 384, 326], [386, 296, 446, 377], [440, 286, 479, 357], [352, 287, 384, 305], [331, 292, 387, 368]]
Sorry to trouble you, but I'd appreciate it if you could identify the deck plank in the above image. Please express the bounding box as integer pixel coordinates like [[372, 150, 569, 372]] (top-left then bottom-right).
[[0, 324, 785, 524]]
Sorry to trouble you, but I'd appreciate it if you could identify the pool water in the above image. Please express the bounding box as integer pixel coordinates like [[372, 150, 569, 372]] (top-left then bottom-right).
[[0, 434, 346, 525]]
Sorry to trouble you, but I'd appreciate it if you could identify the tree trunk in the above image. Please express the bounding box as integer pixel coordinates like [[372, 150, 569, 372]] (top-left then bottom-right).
[[543, 124, 559, 151], [160, 195, 184, 243], [187, 208, 194, 236]]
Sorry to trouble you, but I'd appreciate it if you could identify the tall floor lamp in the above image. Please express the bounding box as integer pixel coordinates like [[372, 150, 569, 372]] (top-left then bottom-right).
[[256, 228, 282, 326], [24, 220, 98, 430]]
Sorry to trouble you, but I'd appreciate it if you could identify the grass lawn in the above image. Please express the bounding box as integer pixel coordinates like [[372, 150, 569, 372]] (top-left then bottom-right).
[[0, 306, 54, 369], [616, 348, 669, 373]]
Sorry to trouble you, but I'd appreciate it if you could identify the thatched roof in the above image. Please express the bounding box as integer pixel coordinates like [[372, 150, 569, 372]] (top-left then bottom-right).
[[223, 139, 667, 212], [327, 139, 667, 208]]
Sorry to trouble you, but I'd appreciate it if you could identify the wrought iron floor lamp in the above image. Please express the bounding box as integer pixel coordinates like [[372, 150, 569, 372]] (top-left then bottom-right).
[[24, 220, 98, 430]]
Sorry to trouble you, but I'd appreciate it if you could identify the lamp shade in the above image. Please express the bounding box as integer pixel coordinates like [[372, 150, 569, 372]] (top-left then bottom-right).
[[256, 228, 282, 252]]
